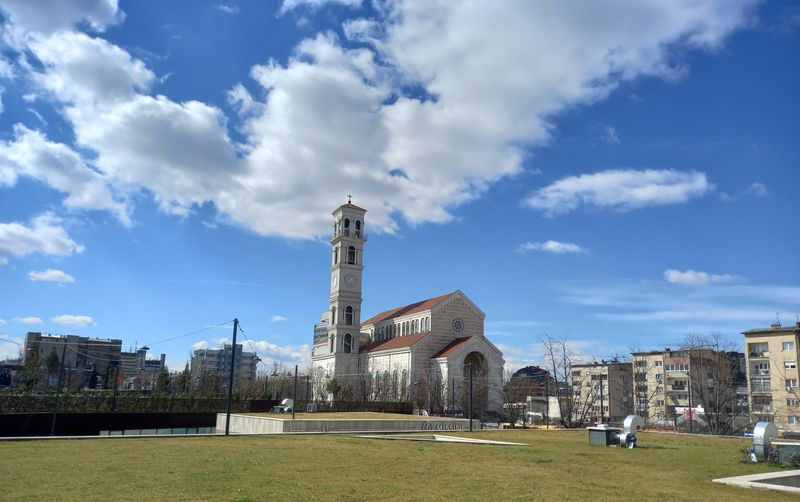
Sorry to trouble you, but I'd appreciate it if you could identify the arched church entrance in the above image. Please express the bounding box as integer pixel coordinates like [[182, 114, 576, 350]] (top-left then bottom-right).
[[462, 351, 490, 421]]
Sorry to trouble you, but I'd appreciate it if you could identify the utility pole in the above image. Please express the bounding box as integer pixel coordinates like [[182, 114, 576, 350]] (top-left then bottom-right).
[[263, 374, 269, 399], [544, 376, 550, 427], [468, 363, 474, 432], [111, 361, 120, 411], [292, 365, 298, 420], [224, 318, 239, 436], [51, 343, 68, 436]]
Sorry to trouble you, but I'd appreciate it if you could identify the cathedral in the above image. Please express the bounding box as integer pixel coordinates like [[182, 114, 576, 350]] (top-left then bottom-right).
[[311, 201, 505, 413]]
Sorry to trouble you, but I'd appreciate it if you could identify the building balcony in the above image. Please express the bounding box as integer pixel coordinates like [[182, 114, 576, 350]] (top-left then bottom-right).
[[748, 352, 769, 359]]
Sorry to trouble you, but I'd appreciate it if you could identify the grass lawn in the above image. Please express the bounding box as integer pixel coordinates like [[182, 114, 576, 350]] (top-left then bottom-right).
[[0, 430, 793, 501], [242, 411, 459, 420]]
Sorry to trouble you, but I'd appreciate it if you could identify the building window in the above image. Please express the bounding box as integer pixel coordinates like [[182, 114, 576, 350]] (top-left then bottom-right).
[[355, 220, 361, 238], [786, 361, 797, 370], [347, 246, 356, 265], [788, 398, 799, 407], [786, 379, 798, 389], [331, 307, 336, 324], [789, 416, 800, 425], [343, 218, 350, 236], [655, 374, 663, 382], [344, 334, 352, 353], [655, 361, 662, 367], [345, 306, 354, 325], [784, 342, 796, 351], [333, 248, 338, 264], [330, 336, 334, 353]]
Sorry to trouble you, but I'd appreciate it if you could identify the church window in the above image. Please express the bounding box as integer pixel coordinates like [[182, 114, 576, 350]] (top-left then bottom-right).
[[331, 307, 336, 324], [344, 218, 350, 236], [333, 248, 338, 264], [345, 306, 354, 325], [355, 220, 361, 238], [347, 246, 356, 264], [344, 334, 352, 353], [329, 335, 334, 353]]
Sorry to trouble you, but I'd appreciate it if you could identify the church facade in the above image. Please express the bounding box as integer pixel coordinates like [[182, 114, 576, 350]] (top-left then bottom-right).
[[311, 202, 505, 414]]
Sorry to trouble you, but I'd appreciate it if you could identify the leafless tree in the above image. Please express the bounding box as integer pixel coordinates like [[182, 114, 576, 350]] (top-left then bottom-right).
[[540, 334, 596, 428]]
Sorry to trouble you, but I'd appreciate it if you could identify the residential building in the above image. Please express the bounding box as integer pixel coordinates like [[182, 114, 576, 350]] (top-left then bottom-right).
[[23, 332, 121, 389], [119, 346, 167, 391], [190, 344, 259, 391], [571, 359, 633, 423], [743, 321, 800, 431]]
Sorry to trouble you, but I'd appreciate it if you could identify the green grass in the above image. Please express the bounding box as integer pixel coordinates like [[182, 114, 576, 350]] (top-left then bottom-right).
[[242, 411, 458, 420], [0, 430, 792, 501]]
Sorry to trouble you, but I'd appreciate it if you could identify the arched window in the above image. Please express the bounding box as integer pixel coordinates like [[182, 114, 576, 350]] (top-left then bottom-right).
[[345, 306, 354, 325], [344, 334, 352, 353], [344, 218, 350, 236], [333, 248, 338, 264], [347, 246, 356, 264], [331, 307, 336, 324], [329, 335, 335, 353], [355, 220, 362, 238], [405, 321, 409, 334]]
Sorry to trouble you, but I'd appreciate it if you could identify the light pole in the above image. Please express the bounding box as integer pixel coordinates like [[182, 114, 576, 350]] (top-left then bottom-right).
[[467, 363, 474, 432]]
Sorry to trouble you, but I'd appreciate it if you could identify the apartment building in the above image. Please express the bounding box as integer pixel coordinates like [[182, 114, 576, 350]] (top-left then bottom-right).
[[190, 343, 259, 391], [23, 332, 122, 388], [743, 322, 800, 431], [571, 359, 632, 423]]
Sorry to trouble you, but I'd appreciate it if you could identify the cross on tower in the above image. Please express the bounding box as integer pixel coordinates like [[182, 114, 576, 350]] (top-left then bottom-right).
[[347, 194, 352, 204]]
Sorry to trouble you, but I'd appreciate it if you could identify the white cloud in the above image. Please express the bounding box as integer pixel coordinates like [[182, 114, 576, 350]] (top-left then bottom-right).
[[0, 212, 84, 264], [518, 240, 586, 254], [192, 340, 209, 350], [245, 339, 311, 368], [746, 182, 768, 197], [525, 169, 713, 216], [271, 315, 288, 322], [214, 4, 239, 15], [0, 0, 755, 238], [15, 316, 43, 325], [280, 0, 361, 15], [664, 268, 739, 286], [0, 0, 124, 36], [0, 124, 130, 225], [51, 314, 95, 326], [28, 268, 75, 283], [601, 125, 620, 144], [0, 318, 6, 325]]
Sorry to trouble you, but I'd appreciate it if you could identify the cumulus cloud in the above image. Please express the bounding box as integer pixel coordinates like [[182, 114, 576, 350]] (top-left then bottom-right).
[[15, 316, 43, 325], [52, 314, 95, 326], [525, 169, 713, 216], [0, 0, 756, 238], [271, 315, 288, 322], [28, 268, 75, 283], [192, 340, 209, 350], [518, 240, 586, 254], [0, 0, 123, 36], [664, 268, 739, 286], [746, 182, 768, 198], [245, 339, 311, 367], [0, 212, 84, 264], [0, 124, 130, 225]]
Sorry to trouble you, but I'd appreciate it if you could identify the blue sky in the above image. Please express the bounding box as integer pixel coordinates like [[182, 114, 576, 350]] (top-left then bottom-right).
[[0, 0, 798, 371]]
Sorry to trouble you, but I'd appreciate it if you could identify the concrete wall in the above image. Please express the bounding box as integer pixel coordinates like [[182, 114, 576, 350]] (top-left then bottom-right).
[[217, 414, 480, 434]]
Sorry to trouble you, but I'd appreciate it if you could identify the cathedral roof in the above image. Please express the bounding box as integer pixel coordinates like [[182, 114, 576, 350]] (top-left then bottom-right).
[[432, 337, 471, 358], [359, 331, 429, 353], [360, 292, 453, 327]]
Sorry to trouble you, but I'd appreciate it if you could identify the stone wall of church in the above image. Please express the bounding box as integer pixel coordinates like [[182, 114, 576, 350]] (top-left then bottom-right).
[[360, 350, 412, 375]]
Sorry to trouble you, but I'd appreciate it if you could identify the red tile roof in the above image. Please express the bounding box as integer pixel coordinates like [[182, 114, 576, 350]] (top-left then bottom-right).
[[359, 332, 429, 353], [361, 292, 453, 327], [432, 337, 471, 358]]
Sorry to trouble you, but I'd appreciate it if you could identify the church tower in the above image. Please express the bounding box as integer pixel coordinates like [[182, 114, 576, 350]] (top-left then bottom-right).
[[327, 199, 366, 366]]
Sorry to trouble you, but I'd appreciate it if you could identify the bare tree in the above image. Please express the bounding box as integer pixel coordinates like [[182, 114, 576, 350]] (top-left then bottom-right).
[[682, 333, 747, 435], [540, 334, 596, 428]]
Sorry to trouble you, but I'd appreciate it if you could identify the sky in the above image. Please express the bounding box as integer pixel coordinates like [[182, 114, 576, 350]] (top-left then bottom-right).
[[0, 0, 798, 372]]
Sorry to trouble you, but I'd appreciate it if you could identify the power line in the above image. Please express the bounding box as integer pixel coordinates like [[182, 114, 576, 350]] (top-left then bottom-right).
[[145, 320, 235, 347]]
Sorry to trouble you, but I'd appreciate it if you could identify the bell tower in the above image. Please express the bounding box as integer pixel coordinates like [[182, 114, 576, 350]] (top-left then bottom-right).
[[327, 198, 366, 360]]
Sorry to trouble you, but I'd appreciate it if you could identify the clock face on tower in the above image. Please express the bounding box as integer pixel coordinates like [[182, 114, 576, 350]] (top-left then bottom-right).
[[345, 274, 356, 286]]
